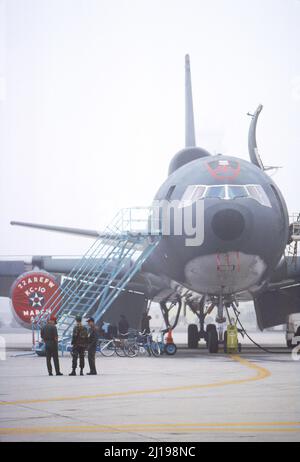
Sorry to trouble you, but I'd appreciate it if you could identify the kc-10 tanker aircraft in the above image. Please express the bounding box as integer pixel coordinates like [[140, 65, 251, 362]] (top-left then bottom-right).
[[1, 55, 300, 353]]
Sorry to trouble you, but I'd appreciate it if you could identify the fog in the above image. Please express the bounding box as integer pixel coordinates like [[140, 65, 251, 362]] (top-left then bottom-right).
[[0, 0, 300, 258]]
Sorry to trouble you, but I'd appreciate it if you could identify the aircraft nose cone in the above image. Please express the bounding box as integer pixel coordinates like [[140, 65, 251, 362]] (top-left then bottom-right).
[[211, 209, 245, 241]]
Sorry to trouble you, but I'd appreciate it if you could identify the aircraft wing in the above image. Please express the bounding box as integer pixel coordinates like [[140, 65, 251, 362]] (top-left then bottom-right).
[[11, 221, 106, 238], [0, 255, 171, 299]]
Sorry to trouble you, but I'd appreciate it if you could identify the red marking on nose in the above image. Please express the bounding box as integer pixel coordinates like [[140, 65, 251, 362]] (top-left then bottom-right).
[[207, 160, 241, 181]]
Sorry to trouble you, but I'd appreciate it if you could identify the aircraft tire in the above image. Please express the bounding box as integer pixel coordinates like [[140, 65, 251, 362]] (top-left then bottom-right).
[[294, 328, 300, 346], [206, 324, 215, 333], [207, 325, 218, 353], [188, 324, 199, 349]]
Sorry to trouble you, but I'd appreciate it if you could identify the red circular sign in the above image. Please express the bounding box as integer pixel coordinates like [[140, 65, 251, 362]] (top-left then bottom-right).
[[10, 271, 61, 329]]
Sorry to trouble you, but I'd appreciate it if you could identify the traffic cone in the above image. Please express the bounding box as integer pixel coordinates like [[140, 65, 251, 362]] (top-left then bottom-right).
[[166, 329, 174, 344]]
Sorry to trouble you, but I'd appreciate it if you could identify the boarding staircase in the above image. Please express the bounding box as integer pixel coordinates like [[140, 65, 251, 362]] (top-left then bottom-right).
[[287, 213, 300, 265], [33, 207, 161, 341]]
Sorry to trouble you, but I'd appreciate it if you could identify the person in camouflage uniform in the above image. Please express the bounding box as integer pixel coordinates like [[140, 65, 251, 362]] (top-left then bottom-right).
[[69, 315, 88, 376]]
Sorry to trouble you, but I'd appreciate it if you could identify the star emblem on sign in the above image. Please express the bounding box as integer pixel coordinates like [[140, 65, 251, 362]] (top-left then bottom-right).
[[29, 292, 45, 307]]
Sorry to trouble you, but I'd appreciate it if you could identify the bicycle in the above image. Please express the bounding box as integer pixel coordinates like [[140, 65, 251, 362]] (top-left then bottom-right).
[[98, 334, 128, 357], [125, 330, 162, 357], [98, 338, 115, 357]]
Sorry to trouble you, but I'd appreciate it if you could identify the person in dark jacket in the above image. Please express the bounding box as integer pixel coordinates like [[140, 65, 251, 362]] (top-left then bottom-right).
[[141, 313, 152, 334], [118, 314, 129, 336], [86, 317, 98, 375], [69, 316, 88, 376], [41, 316, 63, 376]]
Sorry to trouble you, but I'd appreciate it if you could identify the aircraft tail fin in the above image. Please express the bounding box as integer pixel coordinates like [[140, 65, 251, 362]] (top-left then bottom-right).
[[185, 54, 196, 147], [168, 55, 211, 176]]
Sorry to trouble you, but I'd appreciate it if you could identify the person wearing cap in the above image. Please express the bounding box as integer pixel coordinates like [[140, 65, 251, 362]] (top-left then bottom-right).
[[86, 317, 98, 375], [69, 315, 88, 376], [41, 316, 63, 376]]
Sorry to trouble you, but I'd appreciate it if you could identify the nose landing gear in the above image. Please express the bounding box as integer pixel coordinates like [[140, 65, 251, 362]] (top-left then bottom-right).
[[186, 297, 209, 349], [186, 295, 243, 354]]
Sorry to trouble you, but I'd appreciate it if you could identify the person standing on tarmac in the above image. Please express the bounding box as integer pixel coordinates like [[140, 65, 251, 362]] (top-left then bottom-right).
[[118, 314, 129, 336], [141, 313, 152, 334], [118, 314, 129, 349], [69, 316, 88, 376], [86, 317, 98, 375], [41, 316, 63, 376]]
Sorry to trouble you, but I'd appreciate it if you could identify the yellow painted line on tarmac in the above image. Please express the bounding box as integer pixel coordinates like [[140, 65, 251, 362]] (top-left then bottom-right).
[[1, 422, 300, 435], [0, 355, 271, 406]]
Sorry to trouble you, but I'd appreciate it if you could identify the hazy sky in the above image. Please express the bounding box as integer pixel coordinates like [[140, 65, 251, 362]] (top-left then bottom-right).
[[0, 0, 300, 257]]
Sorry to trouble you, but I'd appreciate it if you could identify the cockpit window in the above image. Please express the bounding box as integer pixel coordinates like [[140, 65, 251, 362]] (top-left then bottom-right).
[[179, 184, 271, 208], [246, 185, 271, 207], [227, 185, 248, 199], [180, 185, 206, 207], [205, 186, 225, 199]]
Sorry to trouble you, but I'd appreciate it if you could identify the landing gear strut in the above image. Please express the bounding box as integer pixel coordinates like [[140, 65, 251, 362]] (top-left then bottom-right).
[[186, 297, 208, 349]]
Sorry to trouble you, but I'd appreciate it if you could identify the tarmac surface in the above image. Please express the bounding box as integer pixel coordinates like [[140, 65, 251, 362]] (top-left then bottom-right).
[[0, 332, 299, 442]]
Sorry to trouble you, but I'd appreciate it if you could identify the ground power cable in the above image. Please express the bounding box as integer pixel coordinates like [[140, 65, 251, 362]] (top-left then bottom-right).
[[236, 317, 292, 354], [231, 304, 291, 354]]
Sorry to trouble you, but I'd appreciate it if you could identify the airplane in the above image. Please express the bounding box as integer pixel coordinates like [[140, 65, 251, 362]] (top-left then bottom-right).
[[0, 54, 299, 353]]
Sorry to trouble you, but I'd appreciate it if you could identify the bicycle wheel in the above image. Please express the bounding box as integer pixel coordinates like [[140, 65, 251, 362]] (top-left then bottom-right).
[[137, 345, 149, 356], [125, 342, 139, 358], [145, 344, 152, 357], [150, 341, 161, 357], [100, 340, 115, 357], [114, 339, 126, 357]]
